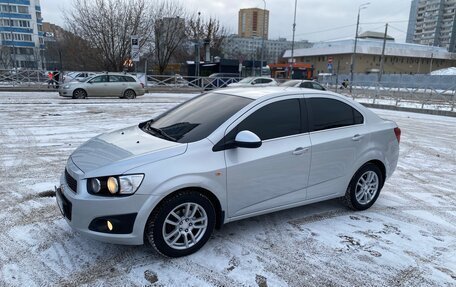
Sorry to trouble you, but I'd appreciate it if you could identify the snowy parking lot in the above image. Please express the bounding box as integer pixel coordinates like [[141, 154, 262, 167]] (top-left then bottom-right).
[[0, 91, 455, 286]]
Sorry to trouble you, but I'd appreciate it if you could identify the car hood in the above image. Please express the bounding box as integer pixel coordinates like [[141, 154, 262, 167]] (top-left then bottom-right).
[[70, 125, 186, 177]]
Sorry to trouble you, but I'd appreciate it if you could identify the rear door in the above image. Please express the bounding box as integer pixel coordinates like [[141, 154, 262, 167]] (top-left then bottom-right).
[[306, 95, 365, 199]]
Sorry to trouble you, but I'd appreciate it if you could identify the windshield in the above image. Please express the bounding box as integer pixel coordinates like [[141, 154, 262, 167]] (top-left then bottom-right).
[[238, 77, 254, 83], [140, 93, 252, 143], [280, 80, 300, 87]]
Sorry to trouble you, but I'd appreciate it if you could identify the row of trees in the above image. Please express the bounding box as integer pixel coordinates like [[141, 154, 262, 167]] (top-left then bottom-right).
[[63, 0, 227, 73]]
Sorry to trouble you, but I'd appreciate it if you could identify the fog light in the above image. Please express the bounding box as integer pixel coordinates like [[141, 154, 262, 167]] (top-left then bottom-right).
[[107, 177, 119, 194], [107, 220, 113, 231]]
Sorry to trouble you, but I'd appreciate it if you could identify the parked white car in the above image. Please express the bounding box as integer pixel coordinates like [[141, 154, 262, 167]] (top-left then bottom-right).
[[227, 77, 278, 87], [59, 73, 145, 99], [57, 87, 400, 257]]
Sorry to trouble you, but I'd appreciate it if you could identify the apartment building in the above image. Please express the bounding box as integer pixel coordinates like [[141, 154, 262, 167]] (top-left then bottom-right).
[[238, 8, 269, 39], [0, 0, 44, 69], [407, 0, 456, 52]]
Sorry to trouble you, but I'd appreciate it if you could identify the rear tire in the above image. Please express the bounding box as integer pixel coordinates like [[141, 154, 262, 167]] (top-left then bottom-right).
[[145, 190, 216, 257], [123, 89, 136, 99], [72, 89, 87, 99], [343, 163, 383, 211]]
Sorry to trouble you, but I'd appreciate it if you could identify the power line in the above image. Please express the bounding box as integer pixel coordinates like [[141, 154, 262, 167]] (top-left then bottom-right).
[[388, 24, 408, 34], [284, 20, 409, 39], [293, 24, 356, 37]]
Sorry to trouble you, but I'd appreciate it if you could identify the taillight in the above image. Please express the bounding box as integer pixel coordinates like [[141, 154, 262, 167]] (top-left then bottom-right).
[[394, 127, 401, 143], [141, 83, 144, 89]]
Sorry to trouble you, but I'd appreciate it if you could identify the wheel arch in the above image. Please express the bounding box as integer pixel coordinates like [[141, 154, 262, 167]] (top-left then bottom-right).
[[366, 159, 386, 187]]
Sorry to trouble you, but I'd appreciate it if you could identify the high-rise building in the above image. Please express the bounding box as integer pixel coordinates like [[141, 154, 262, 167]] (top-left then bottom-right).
[[406, 0, 419, 43], [238, 8, 269, 39], [0, 0, 44, 69], [406, 0, 456, 52]]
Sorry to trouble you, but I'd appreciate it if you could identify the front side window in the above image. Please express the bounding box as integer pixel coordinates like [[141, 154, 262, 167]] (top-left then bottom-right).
[[307, 97, 364, 132], [89, 75, 108, 83], [227, 98, 301, 141], [312, 82, 325, 90], [142, 93, 252, 143]]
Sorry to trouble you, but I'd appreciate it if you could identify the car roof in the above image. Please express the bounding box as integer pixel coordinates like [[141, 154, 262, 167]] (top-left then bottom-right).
[[212, 86, 328, 100]]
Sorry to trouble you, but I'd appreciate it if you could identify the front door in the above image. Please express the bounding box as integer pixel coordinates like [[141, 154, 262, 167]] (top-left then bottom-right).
[[86, 75, 109, 96], [225, 97, 311, 218]]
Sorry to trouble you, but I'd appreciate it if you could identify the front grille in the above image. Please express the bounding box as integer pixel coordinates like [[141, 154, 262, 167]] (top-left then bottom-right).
[[57, 187, 72, 221], [65, 169, 78, 193]]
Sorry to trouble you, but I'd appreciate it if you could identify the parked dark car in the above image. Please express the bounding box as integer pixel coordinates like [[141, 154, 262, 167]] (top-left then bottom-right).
[[280, 80, 326, 91]]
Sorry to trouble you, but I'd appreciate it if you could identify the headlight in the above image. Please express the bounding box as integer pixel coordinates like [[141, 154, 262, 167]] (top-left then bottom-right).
[[88, 178, 101, 193], [107, 177, 119, 194], [63, 84, 71, 89], [86, 174, 144, 196]]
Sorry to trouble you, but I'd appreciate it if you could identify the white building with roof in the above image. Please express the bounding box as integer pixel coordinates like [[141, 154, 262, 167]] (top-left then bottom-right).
[[283, 36, 456, 75]]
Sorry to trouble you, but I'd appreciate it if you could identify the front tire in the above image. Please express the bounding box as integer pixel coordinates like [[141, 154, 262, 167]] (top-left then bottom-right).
[[343, 163, 383, 211], [72, 89, 87, 99], [145, 191, 216, 257]]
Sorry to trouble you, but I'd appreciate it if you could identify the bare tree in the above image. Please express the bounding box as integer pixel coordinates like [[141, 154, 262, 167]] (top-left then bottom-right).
[[188, 16, 228, 59], [152, 1, 189, 74], [0, 46, 13, 69], [66, 0, 154, 71]]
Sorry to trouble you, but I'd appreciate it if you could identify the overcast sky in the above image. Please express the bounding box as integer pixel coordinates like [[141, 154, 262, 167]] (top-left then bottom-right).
[[40, 0, 412, 43]]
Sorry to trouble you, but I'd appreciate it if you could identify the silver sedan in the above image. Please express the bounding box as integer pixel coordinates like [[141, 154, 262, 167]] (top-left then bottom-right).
[[59, 73, 145, 99], [57, 87, 400, 257]]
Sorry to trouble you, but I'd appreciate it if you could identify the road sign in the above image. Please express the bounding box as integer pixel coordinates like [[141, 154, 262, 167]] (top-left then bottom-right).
[[131, 35, 140, 62], [327, 63, 333, 71]]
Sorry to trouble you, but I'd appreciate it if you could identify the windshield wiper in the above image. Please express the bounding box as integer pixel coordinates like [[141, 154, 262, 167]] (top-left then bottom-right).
[[142, 121, 176, 142]]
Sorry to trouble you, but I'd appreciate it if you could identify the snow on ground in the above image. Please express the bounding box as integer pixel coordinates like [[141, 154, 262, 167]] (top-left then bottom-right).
[[430, 67, 456, 76], [0, 92, 455, 286]]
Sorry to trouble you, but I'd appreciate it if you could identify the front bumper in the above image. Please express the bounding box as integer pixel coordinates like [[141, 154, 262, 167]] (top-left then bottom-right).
[[58, 89, 72, 97], [57, 168, 159, 245]]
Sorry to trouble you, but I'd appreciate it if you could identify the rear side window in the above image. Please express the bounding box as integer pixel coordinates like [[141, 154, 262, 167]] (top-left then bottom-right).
[[229, 99, 301, 141], [307, 97, 364, 131], [109, 75, 121, 82], [121, 76, 136, 82]]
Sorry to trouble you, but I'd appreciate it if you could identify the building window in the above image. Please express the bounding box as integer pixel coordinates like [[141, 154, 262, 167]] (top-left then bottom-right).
[[17, 6, 28, 13]]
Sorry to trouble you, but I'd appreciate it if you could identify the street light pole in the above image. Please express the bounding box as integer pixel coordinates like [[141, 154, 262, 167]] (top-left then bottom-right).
[[195, 12, 201, 78], [290, 0, 297, 79], [349, 2, 370, 93], [260, 0, 266, 75]]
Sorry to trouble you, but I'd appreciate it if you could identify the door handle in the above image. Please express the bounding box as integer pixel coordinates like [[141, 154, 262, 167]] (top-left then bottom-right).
[[293, 147, 309, 155], [352, 134, 364, 141]]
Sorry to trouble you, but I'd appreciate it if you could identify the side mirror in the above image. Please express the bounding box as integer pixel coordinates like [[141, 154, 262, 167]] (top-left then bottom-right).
[[251, 82, 255, 85], [234, 130, 262, 148]]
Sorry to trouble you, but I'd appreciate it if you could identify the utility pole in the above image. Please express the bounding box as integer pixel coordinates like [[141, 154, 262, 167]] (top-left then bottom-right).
[[350, 2, 370, 93], [260, 0, 266, 75], [429, 52, 434, 73], [378, 23, 388, 82], [289, 0, 297, 79], [195, 12, 201, 78]]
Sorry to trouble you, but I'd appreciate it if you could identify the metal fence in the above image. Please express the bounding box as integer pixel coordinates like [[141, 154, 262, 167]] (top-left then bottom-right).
[[1, 69, 455, 112], [0, 69, 242, 91], [319, 74, 456, 112]]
